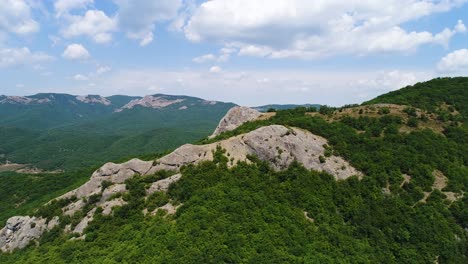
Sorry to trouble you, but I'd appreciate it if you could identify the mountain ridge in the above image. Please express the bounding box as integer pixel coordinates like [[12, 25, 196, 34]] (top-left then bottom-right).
[[0, 77, 467, 263]]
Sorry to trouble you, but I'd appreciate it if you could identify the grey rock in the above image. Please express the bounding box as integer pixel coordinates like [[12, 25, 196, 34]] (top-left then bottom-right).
[[117, 95, 185, 112], [147, 174, 182, 194], [73, 208, 96, 234], [101, 198, 127, 216], [101, 184, 126, 203], [211, 106, 261, 137], [0, 216, 58, 252]]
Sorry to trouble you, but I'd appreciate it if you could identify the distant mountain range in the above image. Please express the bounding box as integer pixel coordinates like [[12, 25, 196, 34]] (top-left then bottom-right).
[[0, 93, 236, 170], [253, 104, 321, 112]]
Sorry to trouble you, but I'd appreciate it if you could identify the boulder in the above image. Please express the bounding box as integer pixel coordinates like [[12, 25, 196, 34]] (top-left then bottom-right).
[[0, 216, 59, 252], [211, 106, 262, 137]]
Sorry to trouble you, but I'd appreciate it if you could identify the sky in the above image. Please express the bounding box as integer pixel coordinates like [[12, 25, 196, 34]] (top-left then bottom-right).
[[0, 0, 467, 106]]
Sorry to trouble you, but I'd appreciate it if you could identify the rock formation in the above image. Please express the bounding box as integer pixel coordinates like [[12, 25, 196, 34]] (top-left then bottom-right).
[[76, 95, 111, 105], [210, 106, 262, 137], [117, 95, 185, 112], [0, 216, 58, 252]]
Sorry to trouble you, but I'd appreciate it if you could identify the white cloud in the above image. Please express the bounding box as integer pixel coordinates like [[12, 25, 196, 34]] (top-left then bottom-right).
[[62, 10, 117, 43], [62, 44, 90, 60], [0, 47, 52, 68], [209, 66, 222, 73], [74, 68, 432, 106], [437, 49, 468, 73], [114, 0, 183, 45], [193, 54, 216, 63], [0, 0, 39, 35], [54, 0, 93, 17], [139, 32, 153, 46], [96, 66, 111, 75], [183, 0, 468, 59], [193, 48, 235, 63], [73, 74, 89, 81], [455, 19, 467, 33], [238, 45, 273, 57]]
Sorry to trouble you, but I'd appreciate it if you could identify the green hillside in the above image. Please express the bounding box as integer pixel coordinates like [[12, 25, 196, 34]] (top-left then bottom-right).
[[0, 94, 235, 170], [0, 78, 466, 263], [253, 104, 321, 112], [365, 77, 468, 121]]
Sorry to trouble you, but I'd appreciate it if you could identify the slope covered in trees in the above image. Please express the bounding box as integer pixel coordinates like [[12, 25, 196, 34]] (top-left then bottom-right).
[[0, 94, 235, 170], [1, 78, 467, 263], [365, 77, 468, 121]]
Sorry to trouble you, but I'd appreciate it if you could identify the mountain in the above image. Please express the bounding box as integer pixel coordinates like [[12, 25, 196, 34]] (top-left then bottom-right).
[[0, 78, 466, 263], [253, 104, 321, 112], [0, 93, 236, 170]]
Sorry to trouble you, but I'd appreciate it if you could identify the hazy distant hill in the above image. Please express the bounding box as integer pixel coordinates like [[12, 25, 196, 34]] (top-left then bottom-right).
[[253, 104, 321, 112], [0, 93, 236, 170]]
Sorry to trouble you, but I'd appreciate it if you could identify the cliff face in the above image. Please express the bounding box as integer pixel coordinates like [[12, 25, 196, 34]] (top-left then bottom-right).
[[0, 106, 361, 252]]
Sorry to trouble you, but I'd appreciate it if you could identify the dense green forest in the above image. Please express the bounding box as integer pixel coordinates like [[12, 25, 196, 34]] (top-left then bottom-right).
[[365, 77, 468, 122], [0, 78, 467, 263], [0, 94, 235, 170]]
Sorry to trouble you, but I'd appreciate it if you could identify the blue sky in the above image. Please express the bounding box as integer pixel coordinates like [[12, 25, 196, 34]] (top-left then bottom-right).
[[0, 0, 467, 106]]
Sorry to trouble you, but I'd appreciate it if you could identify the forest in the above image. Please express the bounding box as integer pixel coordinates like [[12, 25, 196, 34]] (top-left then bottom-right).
[[0, 77, 467, 263]]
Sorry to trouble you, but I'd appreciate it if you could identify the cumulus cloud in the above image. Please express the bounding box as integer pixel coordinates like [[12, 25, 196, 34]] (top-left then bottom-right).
[[62, 44, 90, 60], [193, 48, 235, 63], [0, 47, 52, 68], [73, 74, 89, 81], [437, 49, 468, 73], [0, 0, 39, 35], [61, 10, 116, 43], [114, 0, 183, 45], [54, 0, 93, 17], [96, 66, 111, 75], [209, 66, 222, 73], [183, 0, 468, 59], [193, 54, 216, 63]]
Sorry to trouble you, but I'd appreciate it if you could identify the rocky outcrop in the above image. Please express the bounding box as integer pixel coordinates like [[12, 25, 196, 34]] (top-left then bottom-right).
[[0, 96, 51, 105], [147, 125, 361, 180], [76, 95, 111, 106], [211, 106, 262, 137], [117, 95, 185, 112], [147, 174, 182, 194], [73, 209, 96, 234], [0, 216, 59, 252], [101, 198, 127, 216], [59, 125, 360, 202], [152, 203, 181, 215], [58, 159, 152, 200]]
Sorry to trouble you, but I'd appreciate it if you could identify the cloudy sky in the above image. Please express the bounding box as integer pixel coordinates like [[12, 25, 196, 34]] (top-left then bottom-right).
[[0, 0, 467, 106]]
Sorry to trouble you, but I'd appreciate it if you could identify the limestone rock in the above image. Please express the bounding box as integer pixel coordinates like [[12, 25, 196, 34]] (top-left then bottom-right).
[[73, 208, 96, 234], [101, 184, 126, 203], [117, 95, 185, 112], [101, 198, 127, 216], [211, 106, 262, 137], [63, 199, 87, 216], [0, 216, 58, 252], [59, 159, 152, 200], [76, 95, 111, 105], [147, 174, 182, 194], [152, 203, 181, 215]]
